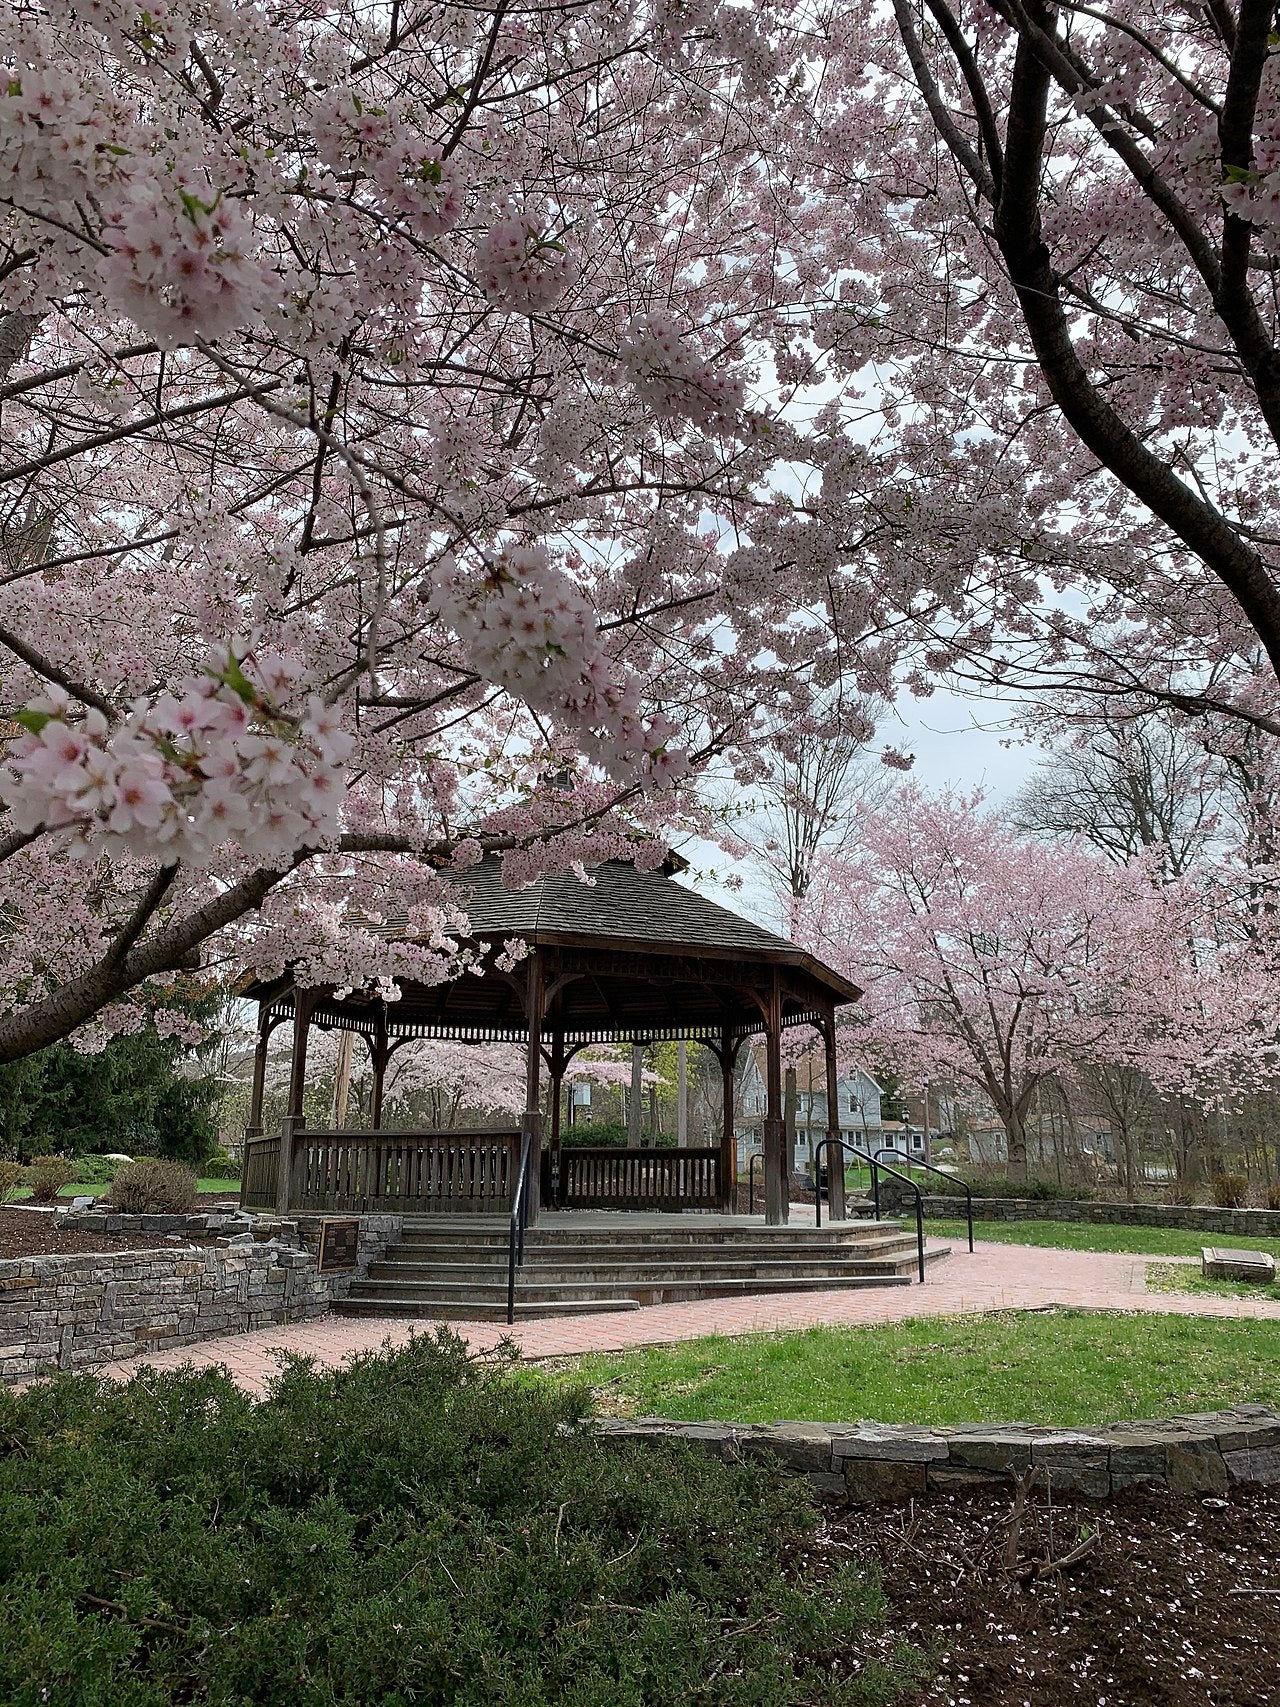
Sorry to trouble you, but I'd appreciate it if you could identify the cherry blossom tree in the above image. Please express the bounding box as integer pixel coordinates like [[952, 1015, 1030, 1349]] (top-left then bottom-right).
[[258, 1028, 649, 1130], [802, 4, 1280, 750], [795, 788, 1280, 1173], [0, 0, 900, 1060]]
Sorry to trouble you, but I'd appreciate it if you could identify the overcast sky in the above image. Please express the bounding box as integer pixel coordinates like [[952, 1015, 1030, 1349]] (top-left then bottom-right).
[[680, 682, 1043, 930]]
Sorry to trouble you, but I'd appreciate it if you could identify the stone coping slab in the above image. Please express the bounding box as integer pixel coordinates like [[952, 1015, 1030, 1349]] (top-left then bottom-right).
[[594, 1405, 1280, 1502]]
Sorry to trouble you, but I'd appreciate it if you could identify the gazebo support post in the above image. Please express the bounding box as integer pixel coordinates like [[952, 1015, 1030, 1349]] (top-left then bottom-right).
[[718, 1031, 737, 1213], [763, 974, 788, 1225], [547, 1026, 566, 1209], [523, 954, 545, 1219], [821, 1013, 846, 1221], [370, 1005, 389, 1130], [277, 991, 314, 1213], [246, 1002, 270, 1139], [286, 990, 314, 1124]]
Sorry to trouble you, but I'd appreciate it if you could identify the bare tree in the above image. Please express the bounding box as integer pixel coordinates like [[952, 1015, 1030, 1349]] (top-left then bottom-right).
[[734, 699, 892, 932], [1013, 716, 1218, 877]]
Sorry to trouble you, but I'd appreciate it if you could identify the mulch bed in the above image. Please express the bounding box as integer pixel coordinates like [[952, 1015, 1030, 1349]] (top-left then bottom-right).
[[733, 1179, 819, 1213], [824, 1480, 1280, 1706], [0, 1209, 203, 1260]]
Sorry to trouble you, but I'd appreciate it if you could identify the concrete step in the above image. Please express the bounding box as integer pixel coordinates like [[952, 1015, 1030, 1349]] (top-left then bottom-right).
[[366, 1255, 921, 1284], [376, 1244, 922, 1267], [392, 1229, 911, 1254], [395, 1215, 886, 1235], [342, 1272, 915, 1307], [347, 1215, 948, 1320], [332, 1295, 642, 1321]]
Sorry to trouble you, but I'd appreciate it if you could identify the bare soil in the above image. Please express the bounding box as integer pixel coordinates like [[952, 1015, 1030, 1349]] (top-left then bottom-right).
[[0, 1208, 200, 1259], [825, 1481, 1280, 1707]]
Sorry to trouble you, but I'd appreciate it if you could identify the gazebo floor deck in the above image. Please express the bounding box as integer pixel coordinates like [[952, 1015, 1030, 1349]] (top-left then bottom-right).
[[335, 1213, 949, 1321]]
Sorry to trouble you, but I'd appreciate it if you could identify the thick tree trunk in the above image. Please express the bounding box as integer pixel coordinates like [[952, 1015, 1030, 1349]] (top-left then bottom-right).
[[1004, 1107, 1029, 1177]]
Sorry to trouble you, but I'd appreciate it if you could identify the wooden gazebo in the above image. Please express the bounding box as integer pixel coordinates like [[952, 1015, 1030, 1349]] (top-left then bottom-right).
[[240, 856, 860, 1225]]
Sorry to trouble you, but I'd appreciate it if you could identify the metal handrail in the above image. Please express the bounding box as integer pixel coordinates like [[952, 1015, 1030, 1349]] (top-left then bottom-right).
[[506, 1127, 536, 1325], [747, 1150, 763, 1215], [863, 1147, 983, 1256], [903, 1155, 974, 1252], [815, 1137, 926, 1283]]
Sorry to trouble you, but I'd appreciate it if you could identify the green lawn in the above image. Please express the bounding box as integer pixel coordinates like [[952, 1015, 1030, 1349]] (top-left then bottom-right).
[[925, 1214, 1280, 1259], [539, 1311, 1280, 1428], [1147, 1260, 1280, 1304], [8, 1176, 240, 1202]]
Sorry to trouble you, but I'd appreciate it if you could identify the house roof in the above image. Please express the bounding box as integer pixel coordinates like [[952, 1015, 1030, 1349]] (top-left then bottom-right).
[[745, 1042, 879, 1094]]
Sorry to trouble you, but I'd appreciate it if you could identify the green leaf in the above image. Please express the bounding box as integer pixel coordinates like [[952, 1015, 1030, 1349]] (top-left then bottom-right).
[[13, 708, 53, 736], [214, 654, 258, 705]]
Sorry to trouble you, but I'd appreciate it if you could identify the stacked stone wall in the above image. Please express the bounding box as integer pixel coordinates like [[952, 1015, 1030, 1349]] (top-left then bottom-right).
[[0, 1213, 402, 1383], [596, 1406, 1280, 1502], [875, 1188, 1280, 1238]]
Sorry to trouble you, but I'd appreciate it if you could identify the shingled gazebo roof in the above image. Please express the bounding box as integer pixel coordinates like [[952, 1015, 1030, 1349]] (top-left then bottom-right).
[[245, 856, 860, 1047]]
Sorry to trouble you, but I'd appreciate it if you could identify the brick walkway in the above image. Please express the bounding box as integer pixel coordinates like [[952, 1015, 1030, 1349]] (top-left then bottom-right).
[[81, 1239, 1280, 1397]]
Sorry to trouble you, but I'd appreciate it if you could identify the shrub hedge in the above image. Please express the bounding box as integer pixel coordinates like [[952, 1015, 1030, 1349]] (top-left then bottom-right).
[[25, 1155, 76, 1204], [0, 1333, 916, 1707], [104, 1159, 199, 1215]]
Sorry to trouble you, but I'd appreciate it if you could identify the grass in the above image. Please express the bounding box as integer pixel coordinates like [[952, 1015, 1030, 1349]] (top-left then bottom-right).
[[8, 1176, 240, 1203], [537, 1311, 1280, 1428], [925, 1214, 1280, 1259], [1147, 1261, 1280, 1304]]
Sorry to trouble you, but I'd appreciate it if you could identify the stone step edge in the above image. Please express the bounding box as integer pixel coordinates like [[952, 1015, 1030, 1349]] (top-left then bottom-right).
[[345, 1275, 913, 1301], [593, 1405, 1280, 1503]]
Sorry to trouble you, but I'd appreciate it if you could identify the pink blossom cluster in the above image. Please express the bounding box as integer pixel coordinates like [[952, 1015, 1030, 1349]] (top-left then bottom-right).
[[311, 90, 465, 240], [370, 141, 465, 238], [619, 311, 744, 425], [475, 216, 577, 312], [99, 181, 274, 346], [1, 653, 354, 867], [713, 5, 781, 98], [428, 545, 688, 784], [0, 41, 129, 214]]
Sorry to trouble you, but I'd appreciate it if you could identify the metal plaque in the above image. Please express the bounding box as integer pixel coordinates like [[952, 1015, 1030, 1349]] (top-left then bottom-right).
[[317, 1217, 360, 1272]]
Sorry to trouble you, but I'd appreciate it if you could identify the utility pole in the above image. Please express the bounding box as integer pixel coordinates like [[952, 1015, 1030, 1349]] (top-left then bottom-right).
[[677, 1037, 688, 1146], [330, 1030, 354, 1129], [922, 1078, 931, 1165], [627, 1042, 644, 1147]]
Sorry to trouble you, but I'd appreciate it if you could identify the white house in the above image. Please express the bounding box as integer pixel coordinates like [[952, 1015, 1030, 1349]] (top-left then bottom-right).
[[736, 1046, 889, 1170]]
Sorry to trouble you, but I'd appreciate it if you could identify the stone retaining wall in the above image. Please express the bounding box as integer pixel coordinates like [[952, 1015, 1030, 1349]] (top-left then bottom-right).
[[0, 1213, 402, 1383], [875, 1185, 1280, 1238], [596, 1405, 1280, 1502]]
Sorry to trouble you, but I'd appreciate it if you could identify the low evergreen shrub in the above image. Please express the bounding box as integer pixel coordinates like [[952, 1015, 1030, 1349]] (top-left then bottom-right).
[[946, 1172, 1076, 1202], [104, 1158, 198, 1215], [202, 1148, 241, 1178], [0, 1334, 915, 1706], [562, 1119, 627, 1147], [24, 1155, 76, 1204], [69, 1154, 126, 1186]]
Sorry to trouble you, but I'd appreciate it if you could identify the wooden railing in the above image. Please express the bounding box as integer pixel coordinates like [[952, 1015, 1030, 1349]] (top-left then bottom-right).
[[241, 1133, 281, 1210], [558, 1145, 723, 1211], [241, 1128, 521, 1214]]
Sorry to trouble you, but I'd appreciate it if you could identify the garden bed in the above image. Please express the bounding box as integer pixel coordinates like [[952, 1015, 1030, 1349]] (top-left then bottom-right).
[[837, 1481, 1280, 1707], [0, 1208, 203, 1260]]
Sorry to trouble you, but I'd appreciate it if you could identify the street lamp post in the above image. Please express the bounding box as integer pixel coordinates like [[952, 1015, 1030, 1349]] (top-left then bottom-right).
[[922, 1079, 931, 1165]]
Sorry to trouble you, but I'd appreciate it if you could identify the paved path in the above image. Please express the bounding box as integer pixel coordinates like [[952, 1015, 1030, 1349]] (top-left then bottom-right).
[[84, 1240, 1280, 1397]]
